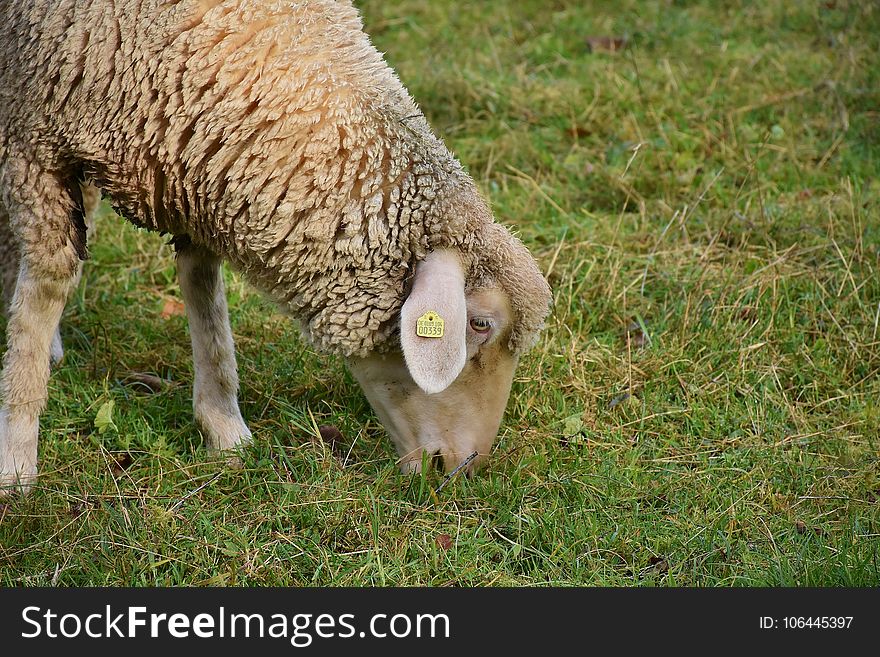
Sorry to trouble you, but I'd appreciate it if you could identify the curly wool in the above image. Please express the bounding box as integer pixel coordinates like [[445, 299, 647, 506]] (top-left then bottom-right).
[[0, 0, 550, 357]]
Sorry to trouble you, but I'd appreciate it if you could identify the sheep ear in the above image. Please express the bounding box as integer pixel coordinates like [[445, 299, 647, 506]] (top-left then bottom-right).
[[400, 250, 468, 394]]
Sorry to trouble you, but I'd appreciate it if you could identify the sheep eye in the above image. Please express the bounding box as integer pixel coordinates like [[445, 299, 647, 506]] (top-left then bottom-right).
[[469, 317, 492, 333]]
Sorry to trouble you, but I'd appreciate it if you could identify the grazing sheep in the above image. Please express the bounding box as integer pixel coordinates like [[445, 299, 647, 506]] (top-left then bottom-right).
[[0, 0, 552, 494]]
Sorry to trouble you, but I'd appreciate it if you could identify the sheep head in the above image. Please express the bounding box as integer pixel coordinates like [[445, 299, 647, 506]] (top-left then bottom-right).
[[347, 238, 550, 474]]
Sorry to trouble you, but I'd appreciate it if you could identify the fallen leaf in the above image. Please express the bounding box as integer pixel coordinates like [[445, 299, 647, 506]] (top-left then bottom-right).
[[317, 424, 346, 461], [94, 400, 117, 434], [648, 556, 669, 574], [738, 306, 756, 322], [120, 372, 171, 394], [797, 188, 814, 200], [624, 320, 649, 349], [563, 414, 584, 437], [110, 453, 133, 477], [586, 36, 628, 53], [436, 534, 453, 551], [161, 298, 185, 319]]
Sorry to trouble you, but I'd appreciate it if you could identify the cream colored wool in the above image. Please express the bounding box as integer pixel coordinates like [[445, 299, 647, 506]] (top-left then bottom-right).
[[0, 0, 551, 359]]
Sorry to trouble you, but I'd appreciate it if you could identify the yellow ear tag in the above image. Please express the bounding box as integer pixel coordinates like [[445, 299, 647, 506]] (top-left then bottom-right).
[[416, 311, 445, 338]]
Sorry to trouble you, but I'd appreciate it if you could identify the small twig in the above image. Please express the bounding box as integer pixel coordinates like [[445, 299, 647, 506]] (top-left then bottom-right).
[[640, 208, 680, 295], [872, 301, 880, 341], [621, 141, 645, 178], [505, 165, 567, 215], [544, 227, 568, 279], [434, 451, 478, 494], [168, 472, 222, 512], [729, 86, 814, 116]]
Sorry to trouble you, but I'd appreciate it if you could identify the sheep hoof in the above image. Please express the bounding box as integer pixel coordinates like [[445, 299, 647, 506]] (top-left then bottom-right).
[[0, 473, 34, 498], [209, 448, 246, 470], [0, 410, 39, 498], [200, 414, 252, 471], [197, 406, 252, 448], [224, 452, 245, 469], [0, 436, 38, 499], [398, 459, 423, 475]]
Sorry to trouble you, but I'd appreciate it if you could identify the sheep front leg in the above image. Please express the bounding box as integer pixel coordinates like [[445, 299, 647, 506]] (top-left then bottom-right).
[[0, 166, 83, 495], [0, 251, 78, 496], [0, 261, 78, 495], [176, 240, 252, 454]]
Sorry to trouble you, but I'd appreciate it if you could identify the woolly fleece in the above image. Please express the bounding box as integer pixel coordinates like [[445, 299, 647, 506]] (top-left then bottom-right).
[[0, 0, 551, 358]]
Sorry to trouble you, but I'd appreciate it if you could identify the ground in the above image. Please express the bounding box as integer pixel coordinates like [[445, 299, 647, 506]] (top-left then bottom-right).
[[0, 0, 878, 585]]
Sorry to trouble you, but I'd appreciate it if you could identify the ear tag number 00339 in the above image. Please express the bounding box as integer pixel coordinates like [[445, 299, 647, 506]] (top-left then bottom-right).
[[416, 311, 444, 338]]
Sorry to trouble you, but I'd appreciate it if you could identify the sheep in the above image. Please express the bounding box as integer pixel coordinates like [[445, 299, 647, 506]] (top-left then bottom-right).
[[0, 0, 552, 495]]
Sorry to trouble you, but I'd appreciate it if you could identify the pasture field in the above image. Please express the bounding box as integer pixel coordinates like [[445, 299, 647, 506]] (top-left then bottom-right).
[[1, 0, 878, 586]]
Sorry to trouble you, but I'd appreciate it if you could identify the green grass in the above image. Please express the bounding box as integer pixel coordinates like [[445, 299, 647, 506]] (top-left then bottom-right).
[[1, 0, 879, 586]]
